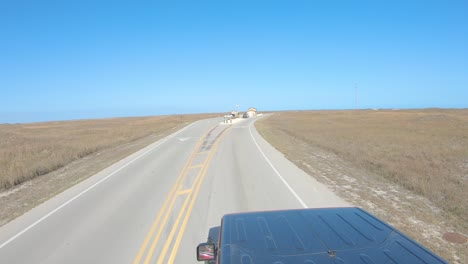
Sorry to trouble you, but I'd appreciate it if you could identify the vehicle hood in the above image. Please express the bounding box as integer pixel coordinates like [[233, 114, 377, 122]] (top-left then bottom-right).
[[218, 207, 447, 264]]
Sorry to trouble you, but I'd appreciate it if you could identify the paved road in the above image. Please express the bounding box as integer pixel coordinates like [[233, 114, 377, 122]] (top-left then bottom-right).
[[0, 116, 348, 264]]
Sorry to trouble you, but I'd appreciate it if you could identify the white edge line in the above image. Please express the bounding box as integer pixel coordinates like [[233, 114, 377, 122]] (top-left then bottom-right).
[[0, 121, 197, 249], [248, 118, 308, 209]]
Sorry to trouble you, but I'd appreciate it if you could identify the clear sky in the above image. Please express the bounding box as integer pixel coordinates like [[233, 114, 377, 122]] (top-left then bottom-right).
[[1, 0, 467, 123]]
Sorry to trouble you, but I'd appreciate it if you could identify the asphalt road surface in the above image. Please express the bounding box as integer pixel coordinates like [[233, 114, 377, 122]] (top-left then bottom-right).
[[0, 116, 349, 264]]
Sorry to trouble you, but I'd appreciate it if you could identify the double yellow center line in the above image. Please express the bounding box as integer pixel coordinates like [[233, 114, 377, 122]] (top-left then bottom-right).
[[133, 125, 230, 264]]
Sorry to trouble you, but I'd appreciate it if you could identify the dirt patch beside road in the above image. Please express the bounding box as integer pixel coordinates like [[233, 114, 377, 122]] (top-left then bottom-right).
[[0, 114, 218, 227], [256, 109, 467, 263]]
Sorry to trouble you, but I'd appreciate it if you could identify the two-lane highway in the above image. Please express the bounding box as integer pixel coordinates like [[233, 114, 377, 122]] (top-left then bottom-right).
[[0, 116, 348, 264]]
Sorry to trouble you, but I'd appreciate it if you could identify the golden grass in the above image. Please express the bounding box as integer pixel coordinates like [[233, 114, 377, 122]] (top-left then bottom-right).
[[256, 109, 468, 220], [0, 114, 218, 189]]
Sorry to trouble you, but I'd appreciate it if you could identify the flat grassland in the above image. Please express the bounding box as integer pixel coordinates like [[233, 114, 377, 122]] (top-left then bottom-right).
[[0, 114, 218, 190], [256, 109, 467, 262]]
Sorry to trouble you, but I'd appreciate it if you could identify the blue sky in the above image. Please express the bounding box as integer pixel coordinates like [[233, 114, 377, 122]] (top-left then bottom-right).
[[1, 0, 467, 123]]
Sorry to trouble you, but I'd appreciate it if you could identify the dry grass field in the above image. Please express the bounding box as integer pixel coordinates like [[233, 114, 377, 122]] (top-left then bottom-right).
[[258, 109, 468, 220], [256, 109, 467, 262], [0, 114, 218, 190]]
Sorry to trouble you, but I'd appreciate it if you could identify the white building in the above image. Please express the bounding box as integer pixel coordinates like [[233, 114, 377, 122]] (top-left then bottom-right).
[[244, 107, 257, 118]]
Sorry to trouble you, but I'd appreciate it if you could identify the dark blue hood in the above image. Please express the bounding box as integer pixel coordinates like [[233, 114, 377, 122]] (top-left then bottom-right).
[[218, 207, 447, 264]]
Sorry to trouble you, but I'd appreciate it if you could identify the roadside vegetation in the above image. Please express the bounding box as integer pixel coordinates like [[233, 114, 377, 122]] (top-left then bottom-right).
[[257, 109, 468, 221], [0, 114, 218, 190]]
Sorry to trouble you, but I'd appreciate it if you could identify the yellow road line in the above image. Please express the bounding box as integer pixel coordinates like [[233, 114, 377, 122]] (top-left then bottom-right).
[[142, 156, 205, 264], [156, 147, 215, 264], [133, 126, 230, 264], [155, 154, 209, 264], [167, 128, 230, 263], [176, 189, 192, 195], [132, 169, 183, 264], [132, 134, 206, 264], [155, 183, 194, 264]]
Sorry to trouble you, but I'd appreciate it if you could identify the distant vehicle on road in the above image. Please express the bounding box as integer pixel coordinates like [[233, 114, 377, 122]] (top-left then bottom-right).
[[197, 207, 447, 264], [230, 111, 239, 118]]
